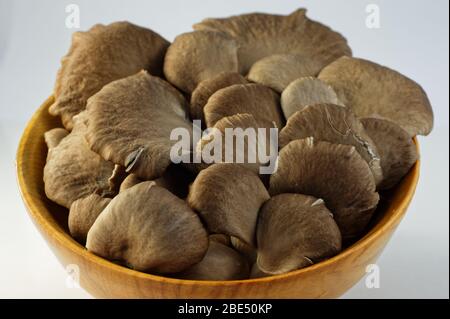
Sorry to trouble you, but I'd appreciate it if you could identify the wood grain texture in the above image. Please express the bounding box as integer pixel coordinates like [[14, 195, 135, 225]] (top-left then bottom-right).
[[16, 96, 420, 298]]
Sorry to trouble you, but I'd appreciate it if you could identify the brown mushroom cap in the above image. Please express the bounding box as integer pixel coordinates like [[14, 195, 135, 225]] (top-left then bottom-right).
[[44, 128, 69, 149], [279, 103, 383, 185], [194, 8, 351, 74], [163, 31, 239, 93], [361, 117, 419, 190], [49, 22, 169, 129], [190, 72, 248, 123], [318, 56, 434, 136], [119, 174, 143, 192], [175, 241, 249, 280], [204, 83, 284, 128], [270, 138, 379, 238], [85, 70, 192, 180], [257, 193, 342, 274], [197, 113, 278, 174], [43, 115, 115, 209], [208, 234, 231, 246], [281, 77, 343, 119], [250, 262, 272, 279], [86, 182, 208, 274], [68, 194, 111, 244], [187, 163, 270, 246], [247, 53, 324, 93]]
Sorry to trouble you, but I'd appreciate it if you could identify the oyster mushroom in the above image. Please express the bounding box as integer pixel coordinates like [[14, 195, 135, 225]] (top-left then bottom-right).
[[280, 77, 343, 119], [279, 103, 383, 186], [197, 113, 278, 174], [44, 128, 69, 149], [86, 182, 208, 274], [85, 70, 192, 180], [194, 8, 351, 74], [119, 174, 142, 192], [247, 53, 324, 93], [250, 263, 272, 279], [204, 83, 284, 128], [187, 163, 270, 246], [270, 138, 379, 238], [164, 31, 239, 93], [68, 194, 111, 244], [176, 241, 249, 280], [318, 56, 433, 136], [361, 117, 419, 189], [190, 72, 248, 123], [257, 193, 341, 275], [209, 234, 231, 246], [50, 22, 169, 129], [43, 114, 115, 209]]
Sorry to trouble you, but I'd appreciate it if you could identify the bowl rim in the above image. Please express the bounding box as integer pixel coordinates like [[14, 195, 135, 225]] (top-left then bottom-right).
[[16, 95, 420, 287]]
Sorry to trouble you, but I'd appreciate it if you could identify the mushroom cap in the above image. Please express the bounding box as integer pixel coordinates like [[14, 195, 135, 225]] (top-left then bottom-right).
[[281, 77, 343, 119], [250, 262, 272, 279], [208, 234, 231, 246], [44, 128, 69, 149], [49, 22, 169, 129], [197, 113, 278, 174], [257, 193, 342, 274], [119, 174, 143, 192], [43, 115, 115, 209], [190, 72, 248, 123], [86, 182, 208, 274], [187, 163, 270, 246], [279, 103, 383, 185], [318, 56, 434, 136], [176, 241, 249, 281], [163, 30, 239, 93], [86, 70, 192, 180], [361, 117, 419, 190], [68, 194, 111, 244], [247, 53, 324, 93], [270, 138, 379, 238], [194, 8, 351, 74], [204, 83, 284, 128]]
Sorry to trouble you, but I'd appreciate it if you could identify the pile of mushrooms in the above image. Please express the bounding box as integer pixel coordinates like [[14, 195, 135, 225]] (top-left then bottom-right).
[[43, 9, 433, 280]]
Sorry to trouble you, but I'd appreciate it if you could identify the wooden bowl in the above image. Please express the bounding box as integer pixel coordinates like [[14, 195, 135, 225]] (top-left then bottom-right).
[[16, 96, 420, 298]]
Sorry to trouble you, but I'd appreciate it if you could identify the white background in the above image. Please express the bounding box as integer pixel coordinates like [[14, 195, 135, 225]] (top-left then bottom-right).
[[0, 0, 448, 298]]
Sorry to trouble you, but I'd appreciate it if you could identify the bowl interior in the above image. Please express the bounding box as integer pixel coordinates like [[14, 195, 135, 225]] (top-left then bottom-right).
[[16, 96, 420, 285]]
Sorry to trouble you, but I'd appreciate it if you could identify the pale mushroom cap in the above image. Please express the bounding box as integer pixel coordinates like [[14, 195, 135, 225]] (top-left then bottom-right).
[[119, 174, 143, 192], [194, 8, 351, 74], [68, 194, 111, 244], [270, 138, 379, 238], [187, 163, 270, 246], [280, 77, 343, 119], [86, 182, 208, 274], [43, 115, 115, 208], [50, 22, 170, 129], [163, 30, 239, 93], [85, 70, 192, 180], [197, 113, 278, 174], [318, 56, 434, 136], [44, 128, 69, 149], [257, 193, 342, 275], [250, 262, 272, 279], [361, 117, 419, 190], [176, 241, 249, 281], [247, 53, 324, 93], [204, 83, 284, 128], [190, 72, 248, 123], [279, 103, 383, 185]]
